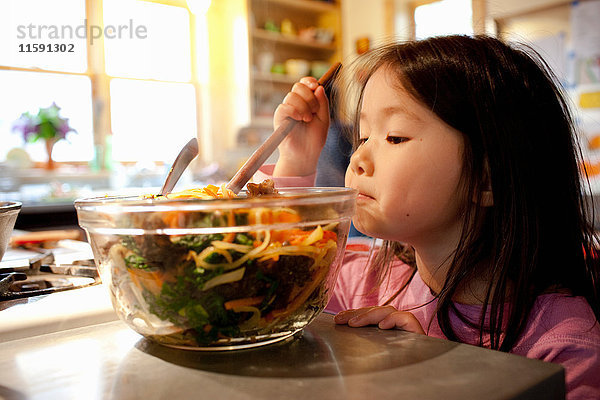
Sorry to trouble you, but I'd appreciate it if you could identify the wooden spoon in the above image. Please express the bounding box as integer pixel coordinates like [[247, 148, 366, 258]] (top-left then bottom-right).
[[226, 62, 342, 194]]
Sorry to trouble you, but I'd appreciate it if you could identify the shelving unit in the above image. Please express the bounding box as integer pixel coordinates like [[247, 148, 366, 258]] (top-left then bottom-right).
[[252, 28, 338, 51], [247, 0, 342, 127]]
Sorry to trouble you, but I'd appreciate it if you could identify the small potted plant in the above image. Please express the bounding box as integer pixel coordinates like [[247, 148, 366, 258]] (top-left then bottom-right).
[[11, 103, 77, 170]]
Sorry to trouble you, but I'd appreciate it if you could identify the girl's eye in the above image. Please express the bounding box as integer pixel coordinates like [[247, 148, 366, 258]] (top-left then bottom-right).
[[358, 137, 369, 145], [386, 135, 409, 144]]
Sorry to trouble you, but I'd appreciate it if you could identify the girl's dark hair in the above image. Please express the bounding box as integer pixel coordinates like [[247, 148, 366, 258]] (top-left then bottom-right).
[[341, 35, 600, 351]]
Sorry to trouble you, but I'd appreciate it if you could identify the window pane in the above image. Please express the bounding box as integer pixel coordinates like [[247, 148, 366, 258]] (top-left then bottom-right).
[[0, 0, 87, 72], [415, 0, 473, 40], [0, 71, 94, 162], [103, 0, 191, 82], [110, 79, 197, 162]]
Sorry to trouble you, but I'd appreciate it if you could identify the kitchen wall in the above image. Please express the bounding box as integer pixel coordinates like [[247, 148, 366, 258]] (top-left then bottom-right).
[[487, 0, 568, 18], [340, 0, 397, 60]]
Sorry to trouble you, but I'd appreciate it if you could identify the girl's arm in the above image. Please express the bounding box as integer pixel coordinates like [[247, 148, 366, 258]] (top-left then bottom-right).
[[272, 77, 330, 178]]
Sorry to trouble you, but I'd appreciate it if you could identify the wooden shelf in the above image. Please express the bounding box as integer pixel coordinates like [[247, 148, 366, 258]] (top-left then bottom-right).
[[252, 0, 338, 13], [253, 116, 275, 127], [252, 29, 337, 51], [253, 71, 301, 85], [247, 0, 341, 127]]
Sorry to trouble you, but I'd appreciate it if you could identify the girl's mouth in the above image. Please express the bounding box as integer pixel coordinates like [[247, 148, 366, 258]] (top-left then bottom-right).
[[357, 193, 375, 201]]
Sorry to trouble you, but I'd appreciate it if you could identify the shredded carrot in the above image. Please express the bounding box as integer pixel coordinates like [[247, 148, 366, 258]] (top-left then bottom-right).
[[223, 296, 265, 310], [128, 269, 164, 295], [273, 228, 337, 246], [203, 185, 218, 197], [165, 184, 236, 200], [270, 229, 311, 245], [316, 230, 337, 246], [275, 210, 302, 223], [162, 211, 181, 228]]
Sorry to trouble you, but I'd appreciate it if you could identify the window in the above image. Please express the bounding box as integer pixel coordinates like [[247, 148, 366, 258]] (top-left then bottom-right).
[[104, 0, 191, 81], [414, 0, 473, 39], [110, 79, 197, 162], [0, 0, 91, 163], [0, 0, 201, 166], [103, 0, 198, 163], [0, 71, 93, 162]]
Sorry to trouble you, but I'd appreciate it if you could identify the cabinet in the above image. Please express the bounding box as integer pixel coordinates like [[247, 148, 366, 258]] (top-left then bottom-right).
[[246, 0, 342, 128]]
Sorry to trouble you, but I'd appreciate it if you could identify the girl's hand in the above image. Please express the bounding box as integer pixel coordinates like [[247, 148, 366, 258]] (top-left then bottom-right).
[[334, 306, 425, 334], [272, 77, 330, 177]]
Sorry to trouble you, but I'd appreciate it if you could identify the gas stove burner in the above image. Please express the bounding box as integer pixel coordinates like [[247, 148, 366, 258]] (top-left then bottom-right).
[[0, 249, 100, 301]]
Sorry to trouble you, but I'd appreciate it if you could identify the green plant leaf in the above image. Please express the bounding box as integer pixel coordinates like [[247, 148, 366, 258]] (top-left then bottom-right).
[[37, 121, 55, 140]]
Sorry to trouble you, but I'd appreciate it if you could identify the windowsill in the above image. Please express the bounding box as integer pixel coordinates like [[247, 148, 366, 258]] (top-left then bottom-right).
[[1, 165, 166, 209], [13, 167, 111, 181]]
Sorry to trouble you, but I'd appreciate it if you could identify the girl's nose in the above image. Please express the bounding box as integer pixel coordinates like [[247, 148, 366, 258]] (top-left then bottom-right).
[[349, 144, 374, 176]]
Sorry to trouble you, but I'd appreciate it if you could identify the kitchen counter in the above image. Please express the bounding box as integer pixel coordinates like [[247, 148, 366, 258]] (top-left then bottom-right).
[[0, 312, 564, 400]]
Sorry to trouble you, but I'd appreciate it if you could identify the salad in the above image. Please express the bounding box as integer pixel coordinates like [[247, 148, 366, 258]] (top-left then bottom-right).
[[100, 182, 340, 347]]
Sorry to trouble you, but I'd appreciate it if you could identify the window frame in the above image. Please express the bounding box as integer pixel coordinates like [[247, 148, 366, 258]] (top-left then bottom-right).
[[0, 0, 202, 168]]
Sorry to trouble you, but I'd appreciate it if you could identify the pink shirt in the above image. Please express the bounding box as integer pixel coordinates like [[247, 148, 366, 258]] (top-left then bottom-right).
[[255, 166, 600, 400], [327, 247, 600, 400]]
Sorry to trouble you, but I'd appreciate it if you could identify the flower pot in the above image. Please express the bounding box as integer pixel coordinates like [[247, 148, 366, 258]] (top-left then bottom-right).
[[45, 138, 57, 170]]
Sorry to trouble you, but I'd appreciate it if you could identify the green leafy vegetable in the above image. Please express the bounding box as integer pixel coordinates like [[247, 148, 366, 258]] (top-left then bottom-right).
[[234, 233, 254, 246], [124, 253, 151, 270], [256, 270, 279, 311], [173, 234, 224, 252], [144, 263, 241, 345]]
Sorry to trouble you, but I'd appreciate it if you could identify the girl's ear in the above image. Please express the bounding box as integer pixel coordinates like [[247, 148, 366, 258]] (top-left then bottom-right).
[[473, 186, 494, 207], [480, 188, 494, 207], [474, 159, 494, 207]]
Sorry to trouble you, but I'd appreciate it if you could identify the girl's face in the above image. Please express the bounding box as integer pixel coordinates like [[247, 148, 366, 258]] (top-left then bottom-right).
[[345, 66, 467, 249]]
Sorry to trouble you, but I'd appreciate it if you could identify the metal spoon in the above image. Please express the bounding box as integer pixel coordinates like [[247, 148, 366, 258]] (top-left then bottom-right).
[[159, 137, 199, 196], [226, 62, 342, 194]]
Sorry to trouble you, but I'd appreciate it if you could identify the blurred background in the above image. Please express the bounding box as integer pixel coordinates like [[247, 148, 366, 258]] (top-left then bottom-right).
[[0, 0, 599, 230]]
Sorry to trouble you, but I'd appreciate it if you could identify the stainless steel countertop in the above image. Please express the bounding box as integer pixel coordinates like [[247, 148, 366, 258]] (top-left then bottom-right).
[[0, 312, 564, 400]]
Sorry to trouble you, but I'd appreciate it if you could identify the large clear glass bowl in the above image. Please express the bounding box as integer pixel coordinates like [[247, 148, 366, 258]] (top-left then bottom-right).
[[75, 187, 356, 350]]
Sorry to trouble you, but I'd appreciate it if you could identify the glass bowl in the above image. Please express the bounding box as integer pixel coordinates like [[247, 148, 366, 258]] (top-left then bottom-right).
[[0, 201, 22, 261], [75, 187, 356, 350]]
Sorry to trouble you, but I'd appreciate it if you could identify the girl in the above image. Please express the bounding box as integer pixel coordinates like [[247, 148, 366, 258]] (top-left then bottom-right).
[[254, 35, 600, 399]]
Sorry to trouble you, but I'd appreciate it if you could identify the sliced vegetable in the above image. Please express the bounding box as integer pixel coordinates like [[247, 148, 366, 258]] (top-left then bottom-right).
[[224, 296, 265, 310], [302, 225, 324, 246], [165, 184, 235, 199], [128, 268, 164, 295], [211, 241, 253, 253], [202, 267, 246, 291], [235, 306, 262, 331]]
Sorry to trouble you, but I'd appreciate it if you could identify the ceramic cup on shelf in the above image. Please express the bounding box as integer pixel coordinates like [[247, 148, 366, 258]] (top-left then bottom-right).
[[285, 59, 310, 78], [257, 52, 274, 74], [0, 201, 22, 261]]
